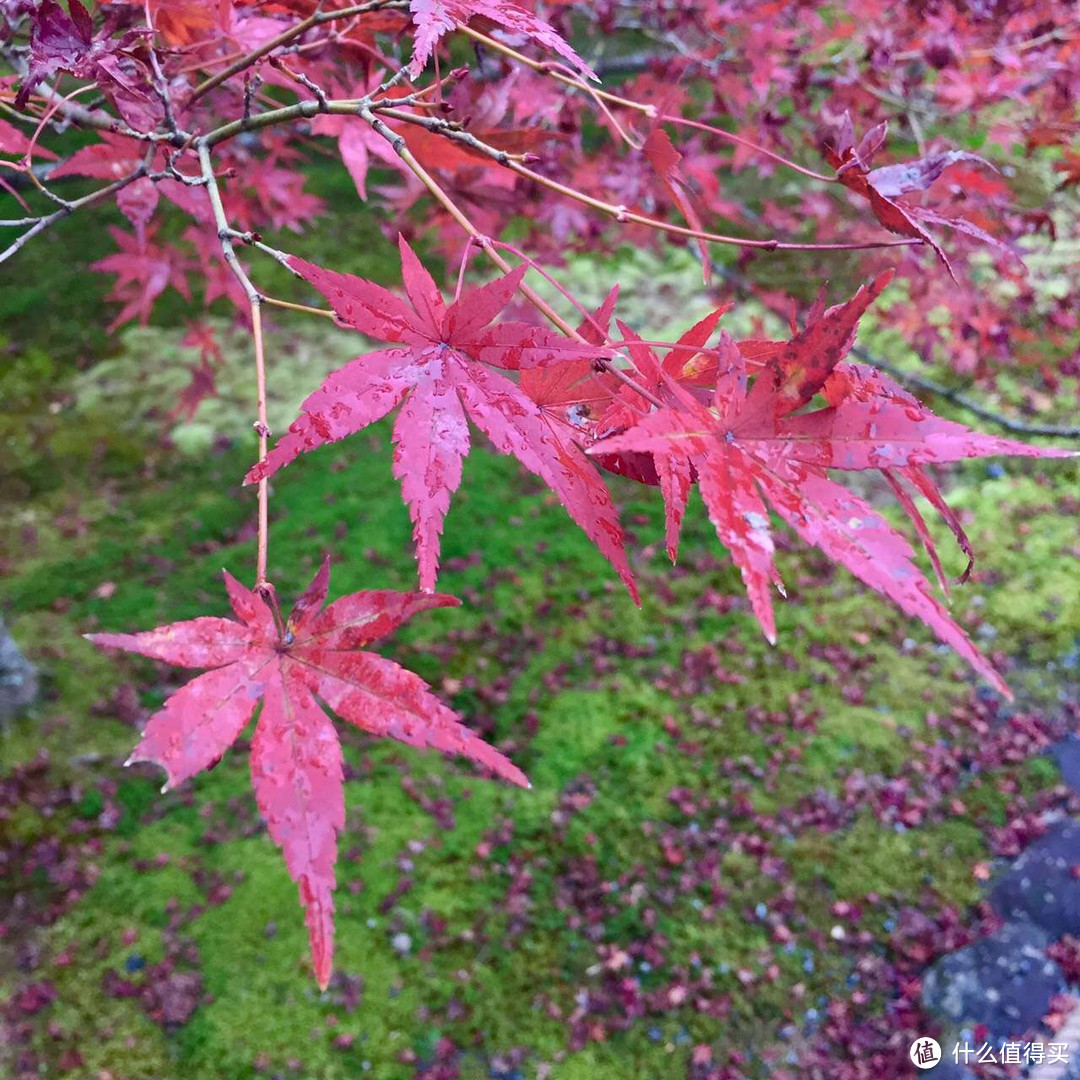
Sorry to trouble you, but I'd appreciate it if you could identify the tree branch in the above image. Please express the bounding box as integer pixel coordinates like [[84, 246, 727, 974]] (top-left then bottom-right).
[[197, 141, 272, 584], [373, 106, 920, 254], [0, 166, 147, 264], [186, 0, 410, 106]]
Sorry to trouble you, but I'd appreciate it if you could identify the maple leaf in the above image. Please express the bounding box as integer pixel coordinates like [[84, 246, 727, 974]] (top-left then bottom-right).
[[0, 116, 56, 159], [866, 150, 995, 199], [593, 308, 730, 559], [148, 0, 230, 48], [518, 287, 637, 600], [170, 322, 223, 422], [49, 130, 144, 180], [116, 176, 159, 245], [246, 237, 634, 596], [87, 561, 527, 989], [818, 359, 1038, 592], [824, 118, 1017, 274], [52, 132, 160, 241], [16, 0, 150, 110], [240, 154, 326, 233], [593, 274, 881, 561], [312, 77, 408, 200], [91, 225, 192, 332], [518, 285, 621, 432], [589, 286, 1073, 690], [641, 127, 711, 283], [408, 0, 596, 82]]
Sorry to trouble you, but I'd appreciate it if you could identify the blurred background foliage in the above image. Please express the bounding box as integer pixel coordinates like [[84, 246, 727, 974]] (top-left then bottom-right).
[[1, 22, 1079, 1080]]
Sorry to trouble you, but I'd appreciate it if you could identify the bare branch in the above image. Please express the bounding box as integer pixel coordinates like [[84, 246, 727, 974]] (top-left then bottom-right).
[[0, 166, 148, 265], [186, 0, 410, 106]]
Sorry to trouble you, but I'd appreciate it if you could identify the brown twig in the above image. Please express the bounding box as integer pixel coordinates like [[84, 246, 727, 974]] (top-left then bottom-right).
[[374, 106, 921, 254], [457, 24, 837, 184]]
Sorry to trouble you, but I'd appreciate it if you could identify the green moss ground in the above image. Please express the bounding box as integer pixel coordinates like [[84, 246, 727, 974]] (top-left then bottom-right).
[[2, 168, 1077, 1075], [2, 374, 1077, 1076]]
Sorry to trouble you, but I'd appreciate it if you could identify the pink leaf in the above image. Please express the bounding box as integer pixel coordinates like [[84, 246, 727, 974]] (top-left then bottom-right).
[[87, 565, 525, 989]]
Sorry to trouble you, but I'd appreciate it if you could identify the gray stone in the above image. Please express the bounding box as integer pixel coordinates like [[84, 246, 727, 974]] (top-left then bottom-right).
[[1050, 736, 1080, 791], [0, 618, 38, 725], [921, 1061, 977, 1080], [922, 921, 1066, 1040], [990, 818, 1080, 938]]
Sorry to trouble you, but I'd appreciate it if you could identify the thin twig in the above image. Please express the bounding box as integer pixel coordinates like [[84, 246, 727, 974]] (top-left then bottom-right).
[[374, 106, 920, 254], [198, 141, 272, 584], [186, 0, 409, 105], [0, 167, 147, 264]]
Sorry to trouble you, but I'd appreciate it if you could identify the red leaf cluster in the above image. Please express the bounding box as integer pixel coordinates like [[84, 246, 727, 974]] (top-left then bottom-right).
[[88, 561, 527, 987]]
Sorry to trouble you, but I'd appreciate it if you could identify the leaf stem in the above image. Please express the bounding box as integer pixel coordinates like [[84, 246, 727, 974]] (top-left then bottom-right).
[[457, 25, 837, 183], [262, 294, 336, 319]]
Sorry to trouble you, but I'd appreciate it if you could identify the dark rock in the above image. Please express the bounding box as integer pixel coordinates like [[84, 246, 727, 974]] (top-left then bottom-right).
[[0, 618, 38, 724], [921, 1060, 977, 1080], [1050, 736, 1080, 791], [922, 921, 1065, 1040], [990, 818, 1080, 937]]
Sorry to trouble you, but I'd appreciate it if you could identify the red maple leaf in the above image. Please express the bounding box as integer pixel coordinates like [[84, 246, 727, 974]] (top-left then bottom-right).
[[591, 274, 883, 560], [148, 0, 230, 49], [245, 237, 635, 596], [408, 0, 596, 81], [589, 290, 1072, 690], [518, 287, 637, 599], [240, 154, 325, 234], [49, 130, 144, 180], [87, 561, 527, 989], [312, 81, 407, 201], [91, 225, 192, 331], [170, 322, 224, 422], [594, 307, 731, 558], [0, 116, 57, 159], [16, 0, 150, 110], [824, 117, 1017, 274], [641, 127, 711, 282], [518, 285, 621, 432]]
